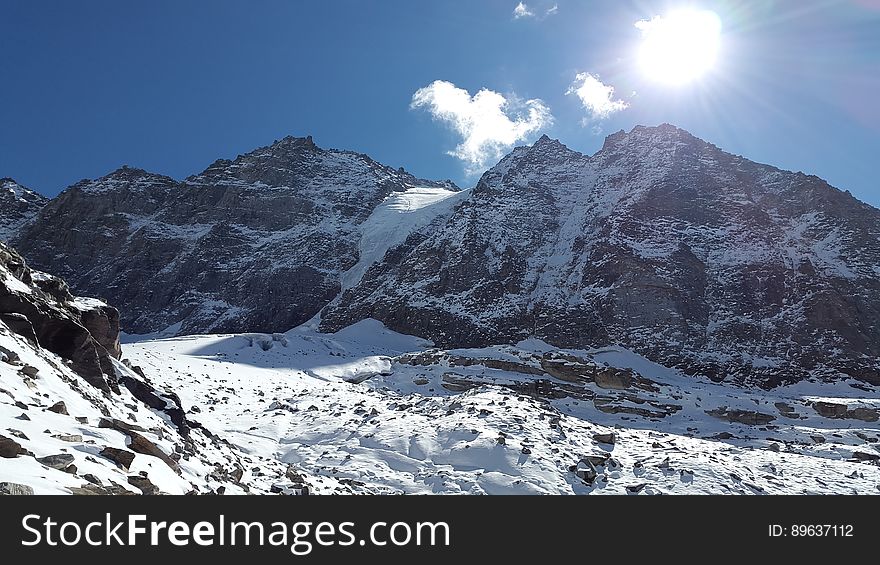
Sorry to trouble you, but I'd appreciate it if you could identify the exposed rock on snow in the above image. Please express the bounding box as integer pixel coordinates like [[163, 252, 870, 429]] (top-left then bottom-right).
[[0, 241, 335, 495], [115, 320, 880, 495]]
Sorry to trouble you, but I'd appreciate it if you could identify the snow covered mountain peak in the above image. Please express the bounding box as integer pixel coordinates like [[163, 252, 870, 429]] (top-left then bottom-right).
[[14, 136, 457, 335], [323, 124, 880, 388], [0, 178, 47, 243]]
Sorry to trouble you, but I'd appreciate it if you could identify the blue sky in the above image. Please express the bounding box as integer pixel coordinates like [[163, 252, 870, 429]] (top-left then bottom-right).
[[1, 0, 879, 205]]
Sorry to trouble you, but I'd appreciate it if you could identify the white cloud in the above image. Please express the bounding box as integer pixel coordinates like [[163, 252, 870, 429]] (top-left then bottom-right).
[[411, 80, 553, 174], [546, 4, 559, 16], [566, 72, 629, 122], [513, 2, 534, 19]]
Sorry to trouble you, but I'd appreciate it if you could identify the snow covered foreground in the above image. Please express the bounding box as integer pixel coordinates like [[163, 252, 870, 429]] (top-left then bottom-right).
[[112, 319, 880, 495]]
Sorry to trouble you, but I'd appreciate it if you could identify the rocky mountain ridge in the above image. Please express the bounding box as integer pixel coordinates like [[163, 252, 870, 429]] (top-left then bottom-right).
[[13, 136, 456, 335], [6, 125, 880, 388]]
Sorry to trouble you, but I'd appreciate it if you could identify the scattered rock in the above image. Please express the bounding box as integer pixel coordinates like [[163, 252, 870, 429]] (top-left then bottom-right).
[[853, 451, 880, 462], [47, 401, 68, 415], [847, 408, 880, 423], [36, 453, 75, 470], [583, 454, 610, 467], [0, 435, 28, 458], [0, 482, 34, 495], [592, 432, 616, 445], [128, 432, 180, 473], [706, 407, 775, 425], [594, 368, 632, 390], [6, 429, 28, 440], [271, 483, 310, 495], [100, 446, 136, 470], [412, 378, 429, 386], [774, 402, 796, 416], [128, 475, 160, 495], [625, 483, 647, 494], [810, 435, 825, 444], [0, 345, 20, 364], [53, 434, 83, 443], [20, 365, 39, 377], [98, 418, 148, 434], [574, 459, 598, 484], [812, 402, 879, 422]]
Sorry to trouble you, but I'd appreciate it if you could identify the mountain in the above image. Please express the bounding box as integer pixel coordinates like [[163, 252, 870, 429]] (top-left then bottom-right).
[[8, 125, 879, 388], [13, 136, 457, 335], [0, 178, 47, 243], [321, 125, 880, 388]]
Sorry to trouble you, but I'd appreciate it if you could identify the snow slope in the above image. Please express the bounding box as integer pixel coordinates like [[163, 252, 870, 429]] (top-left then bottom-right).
[[119, 320, 880, 495], [342, 187, 465, 289]]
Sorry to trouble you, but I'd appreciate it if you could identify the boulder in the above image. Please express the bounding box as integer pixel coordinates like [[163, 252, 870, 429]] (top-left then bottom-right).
[[594, 368, 633, 390], [127, 432, 180, 473], [128, 475, 160, 495], [0, 482, 35, 495], [706, 407, 775, 425], [0, 435, 28, 458], [592, 432, 616, 445], [36, 453, 75, 470], [100, 447, 136, 470], [47, 401, 68, 415]]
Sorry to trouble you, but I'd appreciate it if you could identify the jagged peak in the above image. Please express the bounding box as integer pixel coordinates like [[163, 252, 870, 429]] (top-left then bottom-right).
[[65, 166, 178, 194], [0, 177, 46, 201], [270, 134, 319, 151], [530, 134, 569, 152], [600, 123, 704, 152], [95, 166, 176, 185]]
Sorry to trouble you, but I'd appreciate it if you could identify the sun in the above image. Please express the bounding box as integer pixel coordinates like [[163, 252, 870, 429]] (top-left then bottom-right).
[[636, 9, 722, 86]]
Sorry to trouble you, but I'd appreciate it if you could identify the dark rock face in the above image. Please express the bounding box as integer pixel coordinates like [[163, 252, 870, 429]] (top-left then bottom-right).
[[0, 242, 122, 392], [0, 435, 28, 458], [0, 178, 47, 243], [323, 125, 880, 388], [15, 138, 456, 335]]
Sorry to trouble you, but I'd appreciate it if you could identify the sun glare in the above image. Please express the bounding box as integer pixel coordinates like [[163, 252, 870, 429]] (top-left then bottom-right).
[[636, 9, 722, 86]]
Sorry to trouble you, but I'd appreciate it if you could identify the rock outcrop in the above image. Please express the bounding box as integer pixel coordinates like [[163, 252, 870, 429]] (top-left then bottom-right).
[[0, 242, 121, 392]]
